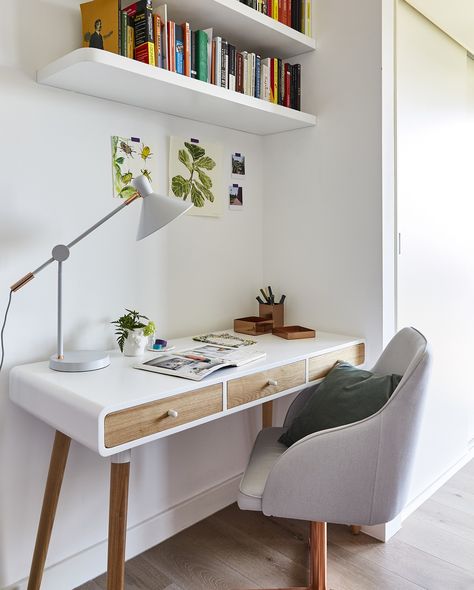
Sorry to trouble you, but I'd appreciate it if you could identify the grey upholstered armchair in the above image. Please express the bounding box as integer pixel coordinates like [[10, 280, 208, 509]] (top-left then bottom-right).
[[237, 327, 431, 590]]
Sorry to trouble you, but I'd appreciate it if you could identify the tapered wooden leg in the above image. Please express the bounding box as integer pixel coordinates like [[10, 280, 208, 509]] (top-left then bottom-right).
[[107, 452, 131, 590], [262, 401, 273, 428], [350, 525, 361, 535], [28, 430, 71, 590], [309, 522, 327, 590]]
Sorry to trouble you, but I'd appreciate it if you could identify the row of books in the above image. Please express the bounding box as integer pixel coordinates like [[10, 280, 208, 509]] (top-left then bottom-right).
[[239, 0, 311, 36], [80, 0, 302, 111]]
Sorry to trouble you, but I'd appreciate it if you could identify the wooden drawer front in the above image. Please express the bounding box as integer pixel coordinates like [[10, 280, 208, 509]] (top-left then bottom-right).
[[227, 361, 306, 409], [104, 384, 223, 448], [308, 343, 365, 382]]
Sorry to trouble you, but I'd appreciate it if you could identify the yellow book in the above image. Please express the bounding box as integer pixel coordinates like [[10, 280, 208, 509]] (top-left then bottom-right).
[[272, 58, 278, 104], [306, 0, 312, 37], [272, 1, 278, 21], [80, 0, 119, 54]]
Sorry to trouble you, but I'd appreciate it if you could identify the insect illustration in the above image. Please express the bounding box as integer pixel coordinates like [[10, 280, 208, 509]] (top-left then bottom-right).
[[140, 169, 152, 182], [119, 141, 135, 157], [140, 143, 153, 161], [121, 170, 133, 184]]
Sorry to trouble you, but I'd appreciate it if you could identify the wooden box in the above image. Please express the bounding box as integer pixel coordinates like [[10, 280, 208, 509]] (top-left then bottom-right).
[[258, 303, 284, 328], [234, 316, 273, 336], [272, 325, 316, 340]]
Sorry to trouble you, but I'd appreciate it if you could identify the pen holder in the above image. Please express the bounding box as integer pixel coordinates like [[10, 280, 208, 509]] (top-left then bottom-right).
[[259, 303, 284, 328]]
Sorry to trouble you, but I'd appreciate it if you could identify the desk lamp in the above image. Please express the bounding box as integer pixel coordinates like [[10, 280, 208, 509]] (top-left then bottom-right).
[[9, 176, 192, 372]]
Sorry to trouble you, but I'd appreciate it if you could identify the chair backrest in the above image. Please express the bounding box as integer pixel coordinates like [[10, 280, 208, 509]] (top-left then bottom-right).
[[368, 327, 431, 523]]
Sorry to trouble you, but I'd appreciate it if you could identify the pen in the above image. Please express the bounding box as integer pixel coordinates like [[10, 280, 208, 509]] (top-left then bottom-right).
[[256, 296, 265, 304], [260, 288, 270, 303], [279, 294, 286, 304]]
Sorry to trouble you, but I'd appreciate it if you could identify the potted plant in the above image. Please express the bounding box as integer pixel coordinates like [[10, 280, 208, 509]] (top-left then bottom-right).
[[112, 309, 156, 357]]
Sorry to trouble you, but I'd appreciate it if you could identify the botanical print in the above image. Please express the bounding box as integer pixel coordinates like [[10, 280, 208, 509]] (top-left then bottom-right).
[[111, 136, 157, 199], [169, 136, 223, 217], [231, 152, 245, 176]]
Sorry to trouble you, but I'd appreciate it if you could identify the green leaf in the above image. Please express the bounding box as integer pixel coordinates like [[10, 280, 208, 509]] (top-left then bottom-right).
[[172, 175, 191, 198], [178, 149, 192, 172], [184, 142, 205, 161], [115, 157, 125, 165], [118, 186, 136, 199], [197, 169, 213, 189], [190, 183, 205, 207], [195, 156, 215, 170], [194, 181, 214, 203]]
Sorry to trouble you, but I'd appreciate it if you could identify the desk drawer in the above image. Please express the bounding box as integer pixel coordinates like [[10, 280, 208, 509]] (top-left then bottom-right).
[[227, 361, 305, 409], [308, 343, 365, 382], [104, 384, 223, 448]]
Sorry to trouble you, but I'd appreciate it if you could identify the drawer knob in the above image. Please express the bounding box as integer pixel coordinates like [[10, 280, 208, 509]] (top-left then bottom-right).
[[167, 409, 179, 418], [268, 379, 278, 386]]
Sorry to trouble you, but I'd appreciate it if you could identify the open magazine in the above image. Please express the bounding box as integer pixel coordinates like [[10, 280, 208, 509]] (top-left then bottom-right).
[[135, 344, 266, 381]]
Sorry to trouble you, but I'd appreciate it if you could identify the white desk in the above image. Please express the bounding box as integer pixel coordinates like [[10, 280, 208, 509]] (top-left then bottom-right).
[[10, 331, 364, 590]]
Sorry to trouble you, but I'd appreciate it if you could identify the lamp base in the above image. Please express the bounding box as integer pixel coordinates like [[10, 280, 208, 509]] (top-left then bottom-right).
[[49, 351, 110, 372]]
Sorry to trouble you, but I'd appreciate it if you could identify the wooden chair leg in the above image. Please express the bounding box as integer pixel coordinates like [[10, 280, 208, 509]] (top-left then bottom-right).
[[309, 522, 327, 590], [107, 454, 131, 590], [350, 525, 361, 535], [28, 430, 71, 590], [262, 401, 273, 428]]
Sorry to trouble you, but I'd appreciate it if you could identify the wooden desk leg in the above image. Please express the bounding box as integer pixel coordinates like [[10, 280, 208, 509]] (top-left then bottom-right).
[[262, 401, 273, 428], [107, 451, 131, 590], [28, 430, 71, 590]]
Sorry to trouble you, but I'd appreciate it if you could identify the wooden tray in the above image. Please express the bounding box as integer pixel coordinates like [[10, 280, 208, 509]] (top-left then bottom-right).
[[272, 325, 316, 340], [234, 316, 273, 336]]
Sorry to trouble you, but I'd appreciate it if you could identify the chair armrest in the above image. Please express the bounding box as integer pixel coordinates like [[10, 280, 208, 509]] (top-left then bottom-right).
[[262, 413, 383, 525]]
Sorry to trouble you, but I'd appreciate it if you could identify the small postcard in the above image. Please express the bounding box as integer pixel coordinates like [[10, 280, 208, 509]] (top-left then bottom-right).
[[231, 152, 245, 177], [229, 184, 243, 210]]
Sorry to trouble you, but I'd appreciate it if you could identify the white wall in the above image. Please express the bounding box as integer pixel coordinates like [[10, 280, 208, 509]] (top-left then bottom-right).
[[263, 0, 386, 372], [396, 1, 474, 504], [0, 2, 264, 588]]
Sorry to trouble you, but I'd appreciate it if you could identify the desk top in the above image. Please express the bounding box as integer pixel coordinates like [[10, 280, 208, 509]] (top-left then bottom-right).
[[10, 331, 364, 456]]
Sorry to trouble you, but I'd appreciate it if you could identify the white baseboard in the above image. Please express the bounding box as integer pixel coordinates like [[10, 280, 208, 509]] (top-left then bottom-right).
[[362, 446, 474, 544], [6, 473, 242, 590]]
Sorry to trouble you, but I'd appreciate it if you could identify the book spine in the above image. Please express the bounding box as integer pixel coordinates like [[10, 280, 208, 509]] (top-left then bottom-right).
[[182, 22, 191, 76], [228, 44, 236, 91], [175, 25, 184, 74], [134, 0, 155, 65], [153, 14, 161, 67], [272, 0, 278, 20], [277, 58, 283, 105], [305, 0, 311, 36], [236, 52, 243, 93], [127, 17, 134, 58], [167, 21, 175, 71], [294, 63, 301, 110], [120, 11, 127, 56], [242, 52, 248, 94], [191, 30, 196, 78], [249, 53, 255, 97], [255, 54, 261, 99], [221, 39, 228, 89], [195, 30, 208, 81], [214, 37, 222, 86], [261, 57, 270, 101], [284, 63, 291, 107], [266, 0, 272, 16], [282, 0, 288, 25]]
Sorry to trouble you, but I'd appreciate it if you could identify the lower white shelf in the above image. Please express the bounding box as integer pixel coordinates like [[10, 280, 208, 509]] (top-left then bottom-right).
[[37, 48, 316, 136]]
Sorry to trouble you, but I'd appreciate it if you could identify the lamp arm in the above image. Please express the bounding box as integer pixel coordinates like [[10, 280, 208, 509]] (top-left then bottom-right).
[[10, 192, 140, 292]]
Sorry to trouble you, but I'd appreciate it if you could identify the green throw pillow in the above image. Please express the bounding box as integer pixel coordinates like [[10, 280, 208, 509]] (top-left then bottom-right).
[[278, 362, 402, 447]]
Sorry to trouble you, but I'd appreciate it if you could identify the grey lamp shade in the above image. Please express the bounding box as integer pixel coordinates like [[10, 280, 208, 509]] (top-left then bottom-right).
[[132, 175, 192, 241]]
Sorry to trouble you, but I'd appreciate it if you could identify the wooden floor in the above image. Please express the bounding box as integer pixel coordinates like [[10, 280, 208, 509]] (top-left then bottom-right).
[[77, 459, 474, 590]]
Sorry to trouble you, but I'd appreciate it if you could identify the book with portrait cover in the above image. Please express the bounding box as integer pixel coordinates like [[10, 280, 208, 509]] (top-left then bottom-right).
[[81, 0, 120, 54]]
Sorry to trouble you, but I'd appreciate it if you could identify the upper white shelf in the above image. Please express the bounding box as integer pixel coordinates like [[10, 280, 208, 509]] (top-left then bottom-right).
[[37, 49, 316, 135], [165, 0, 315, 59]]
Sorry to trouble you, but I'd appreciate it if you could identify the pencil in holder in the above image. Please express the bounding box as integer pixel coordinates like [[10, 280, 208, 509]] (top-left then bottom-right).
[[258, 303, 284, 328]]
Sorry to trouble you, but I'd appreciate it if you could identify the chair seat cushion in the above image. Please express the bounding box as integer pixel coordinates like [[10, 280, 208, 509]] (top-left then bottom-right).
[[279, 362, 402, 447], [237, 427, 287, 511]]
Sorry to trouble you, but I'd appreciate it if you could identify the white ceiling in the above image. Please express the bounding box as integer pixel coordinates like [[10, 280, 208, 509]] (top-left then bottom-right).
[[405, 0, 474, 54]]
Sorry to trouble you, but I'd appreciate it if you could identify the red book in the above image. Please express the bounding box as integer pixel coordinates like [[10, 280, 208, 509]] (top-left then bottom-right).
[[236, 52, 244, 93], [167, 20, 175, 71], [181, 22, 191, 76], [287, 0, 292, 25], [278, 0, 284, 23], [266, 0, 272, 17], [284, 63, 291, 107], [282, 0, 288, 25]]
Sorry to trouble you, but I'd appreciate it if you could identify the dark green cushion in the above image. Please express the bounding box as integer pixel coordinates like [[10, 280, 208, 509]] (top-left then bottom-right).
[[279, 362, 402, 447]]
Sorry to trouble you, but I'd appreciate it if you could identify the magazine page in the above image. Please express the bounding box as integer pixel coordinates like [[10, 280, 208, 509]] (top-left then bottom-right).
[[139, 351, 231, 380], [180, 344, 266, 366], [192, 332, 256, 348]]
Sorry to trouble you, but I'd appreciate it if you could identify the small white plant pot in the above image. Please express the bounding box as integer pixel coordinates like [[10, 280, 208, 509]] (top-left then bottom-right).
[[123, 329, 148, 357]]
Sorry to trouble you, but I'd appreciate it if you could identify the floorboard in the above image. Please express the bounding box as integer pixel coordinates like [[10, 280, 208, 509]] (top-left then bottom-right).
[[76, 459, 474, 590]]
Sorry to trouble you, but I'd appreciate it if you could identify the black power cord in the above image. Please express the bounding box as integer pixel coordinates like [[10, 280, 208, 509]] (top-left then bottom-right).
[[0, 290, 13, 372]]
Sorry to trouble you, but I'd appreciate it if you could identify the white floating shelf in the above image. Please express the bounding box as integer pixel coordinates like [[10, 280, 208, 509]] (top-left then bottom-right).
[[37, 49, 316, 135], [165, 0, 315, 59]]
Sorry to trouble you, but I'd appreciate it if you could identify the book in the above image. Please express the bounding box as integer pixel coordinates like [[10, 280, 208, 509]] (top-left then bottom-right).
[[153, 13, 162, 66], [175, 24, 184, 74], [255, 54, 261, 98], [127, 15, 135, 57], [123, 0, 155, 65], [120, 10, 128, 56], [236, 51, 244, 93], [195, 30, 208, 81], [167, 20, 175, 71], [191, 30, 197, 78], [81, 0, 120, 54], [228, 44, 236, 91], [182, 22, 191, 76], [154, 3, 168, 69], [135, 344, 266, 381], [202, 27, 213, 83], [261, 57, 270, 101], [214, 36, 222, 87], [221, 39, 228, 89], [193, 332, 257, 347]]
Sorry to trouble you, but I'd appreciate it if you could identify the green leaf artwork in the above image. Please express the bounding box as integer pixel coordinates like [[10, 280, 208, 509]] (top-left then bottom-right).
[[111, 136, 156, 199], [171, 141, 216, 207]]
